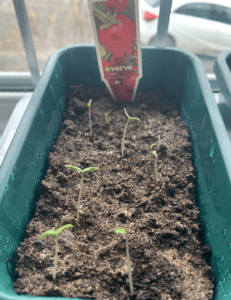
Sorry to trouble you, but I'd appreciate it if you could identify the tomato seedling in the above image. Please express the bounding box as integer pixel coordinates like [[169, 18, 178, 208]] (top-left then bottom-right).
[[122, 108, 141, 156], [65, 165, 99, 219], [151, 149, 158, 184], [151, 135, 160, 150], [114, 228, 133, 295], [88, 99, 92, 137], [40, 224, 73, 280], [105, 113, 111, 124], [40, 253, 46, 260]]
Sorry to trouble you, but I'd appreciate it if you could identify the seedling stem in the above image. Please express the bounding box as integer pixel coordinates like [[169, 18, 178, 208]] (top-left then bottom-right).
[[114, 228, 134, 294], [40, 224, 73, 280], [88, 99, 92, 137], [105, 113, 111, 124], [65, 165, 99, 219], [122, 108, 141, 156], [151, 135, 160, 150], [78, 174, 83, 219], [152, 150, 158, 184]]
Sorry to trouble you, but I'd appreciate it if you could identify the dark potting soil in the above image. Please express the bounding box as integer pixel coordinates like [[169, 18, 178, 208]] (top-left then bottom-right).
[[13, 86, 214, 300]]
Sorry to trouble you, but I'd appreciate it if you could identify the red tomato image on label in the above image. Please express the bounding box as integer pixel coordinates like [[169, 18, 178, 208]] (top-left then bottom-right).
[[111, 70, 138, 101], [98, 14, 136, 54], [104, 0, 129, 13], [112, 83, 134, 101], [110, 53, 127, 66], [121, 70, 138, 90]]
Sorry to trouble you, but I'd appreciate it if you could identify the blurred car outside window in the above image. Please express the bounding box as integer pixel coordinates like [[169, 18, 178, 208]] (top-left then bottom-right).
[[174, 3, 211, 20], [209, 4, 231, 25], [174, 2, 231, 25], [1, 0, 230, 75], [140, 0, 231, 74], [144, 0, 160, 8]]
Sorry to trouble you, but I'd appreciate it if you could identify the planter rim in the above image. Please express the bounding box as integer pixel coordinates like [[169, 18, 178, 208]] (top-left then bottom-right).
[[214, 50, 231, 111]]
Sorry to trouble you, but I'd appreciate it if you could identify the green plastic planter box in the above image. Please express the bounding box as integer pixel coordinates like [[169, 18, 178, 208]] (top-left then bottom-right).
[[0, 45, 231, 300], [214, 50, 231, 140]]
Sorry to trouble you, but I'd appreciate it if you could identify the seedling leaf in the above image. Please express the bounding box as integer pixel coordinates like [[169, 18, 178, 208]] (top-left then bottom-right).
[[105, 113, 111, 124], [65, 164, 99, 219], [56, 224, 73, 235], [88, 99, 92, 107], [66, 165, 82, 173], [130, 117, 141, 122], [40, 230, 56, 238], [151, 135, 160, 150], [83, 167, 99, 173], [114, 228, 127, 234], [40, 224, 73, 280], [122, 109, 141, 156]]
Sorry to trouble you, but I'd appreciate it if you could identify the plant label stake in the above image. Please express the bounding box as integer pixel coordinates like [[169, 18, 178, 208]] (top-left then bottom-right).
[[87, 0, 142, 102]]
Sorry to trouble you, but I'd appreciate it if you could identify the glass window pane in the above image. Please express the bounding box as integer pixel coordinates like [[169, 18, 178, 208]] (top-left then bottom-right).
[[144, 0, 160, 8], [210, 4, 231, 24], [0, 0, 94, 72], [140, 1, 231, 74], [174, 3, 211, 20], [0, 0, 28, 71]]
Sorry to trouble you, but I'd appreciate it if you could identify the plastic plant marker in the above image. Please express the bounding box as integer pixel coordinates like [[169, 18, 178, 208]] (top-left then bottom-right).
[[122, 108, 141, 156], [40, 224, 73, 280], [114, 228, 133, 294], [65, 165, 99, 219], [87, 0, 143, 102]]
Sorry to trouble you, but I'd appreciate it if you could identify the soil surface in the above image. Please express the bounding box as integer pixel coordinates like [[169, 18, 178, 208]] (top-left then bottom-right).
[[14, 86, 214, 300]]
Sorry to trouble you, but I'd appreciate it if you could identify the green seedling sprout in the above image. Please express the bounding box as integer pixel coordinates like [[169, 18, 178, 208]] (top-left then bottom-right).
[[151, 135, 160, 150], [114, 228, 133, 295], [40, 224, 73, 280], [105, 113, 111, 124], [151, 149, 158, 184], [88, 99, 92, 136], [122, 108, 141, 156], [65, 165, 99, 219]]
